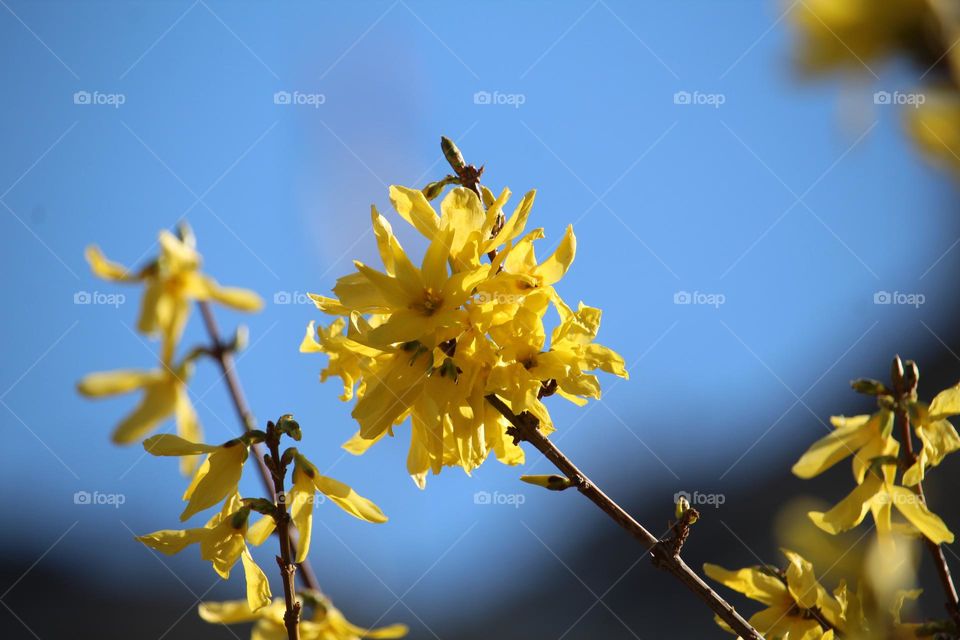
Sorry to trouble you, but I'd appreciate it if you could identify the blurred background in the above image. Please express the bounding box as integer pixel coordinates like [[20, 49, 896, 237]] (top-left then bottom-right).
[[2, 0, 960, 637]]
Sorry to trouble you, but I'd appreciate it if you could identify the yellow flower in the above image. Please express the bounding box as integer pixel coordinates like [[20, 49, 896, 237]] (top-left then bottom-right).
[[903, 384, 960, 485], [304, 184, 626, 486], [138, 493, 271, 612], [792, 409, 895, 483], [809, 462, 954, 545], [86, 224, 262, 360], [142, 434, 248, 521], [705, 550, 842, 639], [199, 594, 407, 640], [791, 0, 931, 74], [77, 360, 202, 471], [247, 453, 387, 563], [905, 89, 960, 177]]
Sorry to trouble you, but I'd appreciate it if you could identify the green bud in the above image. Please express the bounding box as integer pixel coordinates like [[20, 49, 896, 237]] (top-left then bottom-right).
[[891, 355, 905, 390], [242, 498, 277, 516], [675, 495, 690, 520], [230, 506, 252, 529], [520, 474, 574, 491], [276, 414, 302, 441], [851, 378, 889, 396], [441, 136, 466, 173], [422, 175, 458, 201]]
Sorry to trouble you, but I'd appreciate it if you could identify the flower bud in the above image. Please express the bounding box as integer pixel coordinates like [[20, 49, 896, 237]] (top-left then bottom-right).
[[520, 474, 574, 491], [851, 378, 889, 396]]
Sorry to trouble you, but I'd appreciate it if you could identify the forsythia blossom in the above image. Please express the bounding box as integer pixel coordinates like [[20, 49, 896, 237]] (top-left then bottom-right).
[[79, 224, 262, 456], [199, 594, 408, 640], [706, 550, 842, 639], [303, 184, 627, 487]]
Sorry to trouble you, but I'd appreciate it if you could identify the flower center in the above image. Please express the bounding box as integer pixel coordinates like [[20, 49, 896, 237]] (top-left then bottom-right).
[[411, 289, 444, 316]]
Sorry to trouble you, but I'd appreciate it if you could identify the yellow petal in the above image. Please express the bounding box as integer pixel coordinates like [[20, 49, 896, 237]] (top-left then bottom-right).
[[174, 388, 203, 475], [143, 433, 219, 456], [77, 369, 162, 397], [193, 275, 264, 312], [137, 528, 205, 554], [181, 444, 247, 521], [313, 474, 388, 523], [389, 185, 440, 239], [85, 245, 137, 281], [534, 225, 576, 286], [929, 383, 960, 418], [112, 382, 178, 444], [808, 473, 882, 535], [198, 599, 263, 624], [241, 548, 272, 612], [889, 486, 955, 544], [702, 564, 788, 606], [290, 466, 315, 563], [792, 420, 872, 479], [246, 515, 276, 546]]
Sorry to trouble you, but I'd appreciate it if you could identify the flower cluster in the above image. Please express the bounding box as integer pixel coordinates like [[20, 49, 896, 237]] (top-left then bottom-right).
[[136, 429, 388, 614], [77, 225, 262, 465], [78, 228, 402, 637], [792, 361, 958, 545], [302, 182, 627, 487]]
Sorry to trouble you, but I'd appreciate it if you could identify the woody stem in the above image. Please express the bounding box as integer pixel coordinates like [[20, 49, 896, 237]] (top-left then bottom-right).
[[266, 424, 301, 640], [486, 394, 764, 640], [895, 403, 960, 629], [197, 301, 321, 592]]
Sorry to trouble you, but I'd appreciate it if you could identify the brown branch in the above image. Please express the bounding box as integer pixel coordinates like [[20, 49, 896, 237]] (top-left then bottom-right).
[[265, 421, 301, 640], [891, 356, 960, 629], [197, 301, 320, 592], [895, 409, 960, 629], [485, 394, 764, 640]]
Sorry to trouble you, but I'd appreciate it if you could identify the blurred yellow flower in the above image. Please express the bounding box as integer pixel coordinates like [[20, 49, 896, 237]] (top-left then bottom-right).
[[86, 224, 262, 361], [199, 594, 407, 640], [138, 493, 271, 612]]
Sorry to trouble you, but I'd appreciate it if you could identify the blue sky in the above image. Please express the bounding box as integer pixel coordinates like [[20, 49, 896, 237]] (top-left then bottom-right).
[[2, 0, 960, 633]]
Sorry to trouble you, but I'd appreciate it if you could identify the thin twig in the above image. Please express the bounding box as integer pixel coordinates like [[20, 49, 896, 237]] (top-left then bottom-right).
[[486, 394, 764, 640], [197, 301, 321, 592], [265, 421, 301, 640]]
